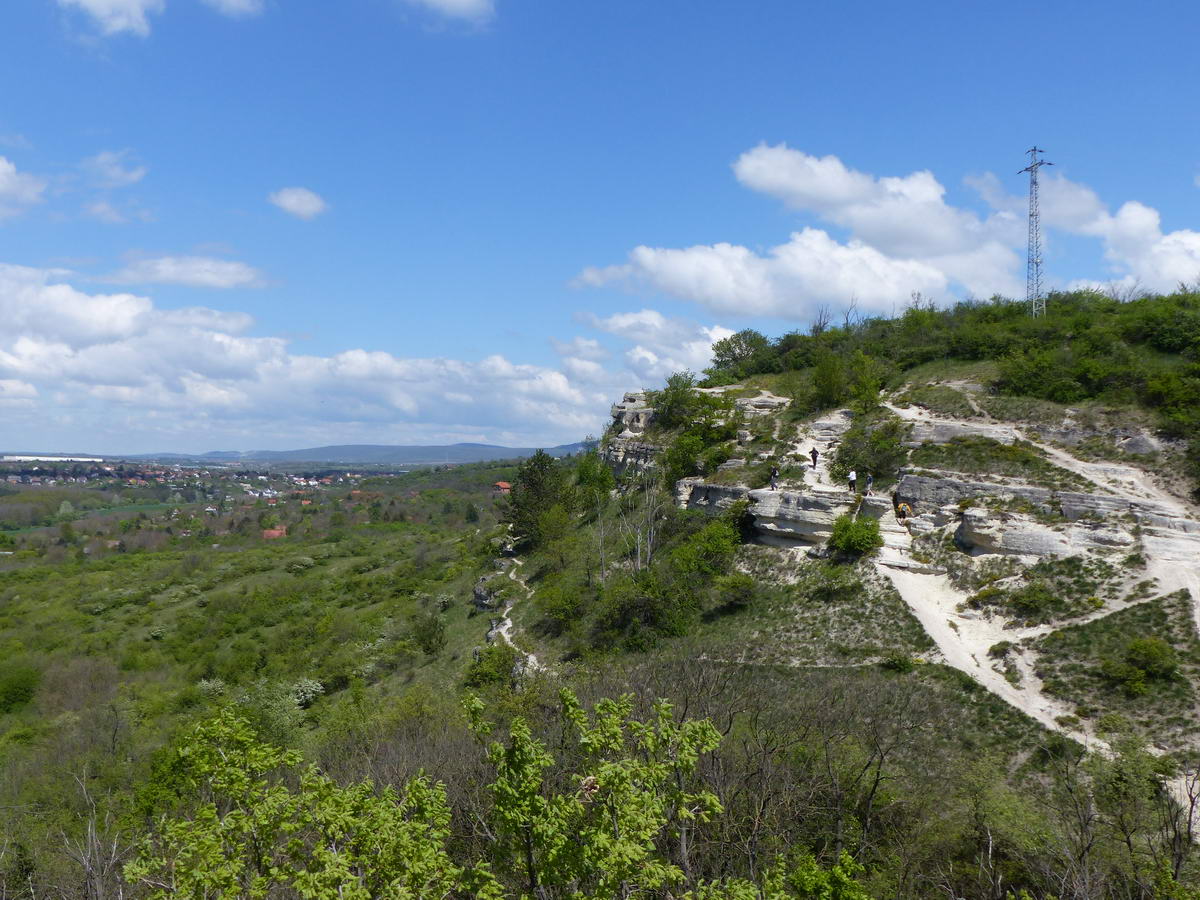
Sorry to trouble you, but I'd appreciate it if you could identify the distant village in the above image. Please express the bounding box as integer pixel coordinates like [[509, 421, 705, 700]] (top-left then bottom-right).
[[0, 458, 394, 495]]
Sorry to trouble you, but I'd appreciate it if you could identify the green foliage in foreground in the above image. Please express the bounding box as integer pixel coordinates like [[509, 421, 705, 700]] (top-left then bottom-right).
[[126, 694, 870, 900]]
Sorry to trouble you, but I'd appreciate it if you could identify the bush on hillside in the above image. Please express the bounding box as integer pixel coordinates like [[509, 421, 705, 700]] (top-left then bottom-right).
[[1100, 636, 1178, 697], [829, 415, 910, 486], [409, 609, 447, 656], [661, 433, 705, 486], [0, 663, 39, 713], [712, 572, 760, 610], [828, 515, 883, 556], [464, 643, 521, 690]]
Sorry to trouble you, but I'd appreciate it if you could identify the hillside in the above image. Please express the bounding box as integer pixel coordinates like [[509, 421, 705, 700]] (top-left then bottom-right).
[[602, 380, 1200, 749], [6, 291, 1200, 899], [590, 291, 1200, 760]]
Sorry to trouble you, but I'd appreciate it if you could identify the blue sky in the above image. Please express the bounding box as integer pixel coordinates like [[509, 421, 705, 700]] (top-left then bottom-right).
[[2, 0, 1198, 452]]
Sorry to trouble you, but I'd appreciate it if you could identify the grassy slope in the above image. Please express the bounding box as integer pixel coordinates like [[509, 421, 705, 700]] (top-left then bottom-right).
[[1031, 590, 1200, 752]]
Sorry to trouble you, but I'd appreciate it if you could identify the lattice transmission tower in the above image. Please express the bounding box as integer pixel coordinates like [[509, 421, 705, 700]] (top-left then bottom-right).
[[1020, 146, 1053, 316]]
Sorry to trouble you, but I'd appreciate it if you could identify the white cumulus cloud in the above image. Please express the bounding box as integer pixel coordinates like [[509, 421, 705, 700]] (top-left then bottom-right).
[[581, 145, 1021, 319], [982, 172, 1200, 292], [200, 0, 265, 16], [0, 156, 47, 220], [585, 309, 733, 383], [0, 263, 729, 451], [268, 187, 328, 220], [404, 0, 494, 22], [0, 379, 38, 408], [57, 0, 165, 36], [108, 256, 265, 289], [581, 143, 1200, 320], [81, 150, 147, 188], [579, 230, 948, 318]]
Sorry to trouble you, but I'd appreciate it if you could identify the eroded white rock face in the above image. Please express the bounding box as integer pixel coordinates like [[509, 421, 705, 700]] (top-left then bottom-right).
[[956, 507, 1071, 557], [603, 385, 1199, 572], [905, 420, 1022, 447], [735, 391, 791, 416], [602, 438, 660, 476], [896, 473, 1053, 510], [748, 487, 856, 543], [675, 480, 856, 545], [611, 391, 653, 438]]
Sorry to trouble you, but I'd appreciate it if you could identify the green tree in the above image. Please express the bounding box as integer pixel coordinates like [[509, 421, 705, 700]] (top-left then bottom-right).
[[651, 371, 703, 431], [829, 414, 910, 486], [575, 449, 615, 514], [506, 450, 573, 548], [708, 329, 772, 378], [662, 433, 705, 487], [123, 693, 877, 900], [847, 350, 886, 413], [124, 709, 499, 899], [465, 688, 723, 898], [811, 348, 847, 410]]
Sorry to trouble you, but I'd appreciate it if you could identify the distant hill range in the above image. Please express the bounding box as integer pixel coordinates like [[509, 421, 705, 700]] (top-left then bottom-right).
[[130, 441, 591, 466]]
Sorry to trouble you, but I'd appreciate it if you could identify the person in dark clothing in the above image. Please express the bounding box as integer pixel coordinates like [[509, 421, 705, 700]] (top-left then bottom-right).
[[809, 447, 819, 469], [770, 465, 779, 491], [865, 472, 874, 495]]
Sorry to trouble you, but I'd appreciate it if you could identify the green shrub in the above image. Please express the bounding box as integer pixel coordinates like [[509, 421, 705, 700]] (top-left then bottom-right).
[[700, 443, 732, 474], [0, 663, 40, 714], [880, 652, 916, 673], [1125, 636, 1178, 679], [661, 433, 705, 486], [464, 643, 520, 690], [1100, 636, 1178, 696], [668, 520, 739, 585], [988, 641, 1014, 658], [410, 609, 447, 656], [649, 371, 703, 431], [829, 415, 910, 486], [828, 515, 883, 556], [713, 572, 758, 610]]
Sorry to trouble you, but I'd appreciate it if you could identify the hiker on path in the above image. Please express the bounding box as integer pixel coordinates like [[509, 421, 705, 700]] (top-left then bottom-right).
[[809, 447, 819, 469], [848, 469, 857, 493], [770, 465, 779, 491], [865, 472, 874, 495]]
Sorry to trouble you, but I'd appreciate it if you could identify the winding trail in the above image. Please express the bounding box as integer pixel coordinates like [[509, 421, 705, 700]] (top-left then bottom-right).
[[493, 558, 543, 673]]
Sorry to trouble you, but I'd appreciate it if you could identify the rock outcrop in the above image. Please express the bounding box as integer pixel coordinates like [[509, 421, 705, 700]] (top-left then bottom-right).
[[602, 439, 661, 476], [602, 391, 663, 475], [675, 478, 857, 546], [904, 420, 1022, 448], [610, 391, 653, 438], [472, 575, 501, 610], [602, 384, 1200, 567], [735, 391, 791, 417]]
